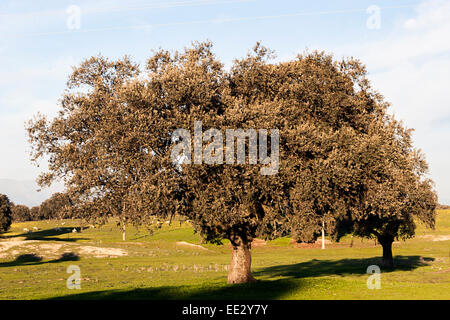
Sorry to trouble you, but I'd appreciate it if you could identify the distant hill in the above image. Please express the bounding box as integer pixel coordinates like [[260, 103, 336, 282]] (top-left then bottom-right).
[[0, 179, 64, 207]]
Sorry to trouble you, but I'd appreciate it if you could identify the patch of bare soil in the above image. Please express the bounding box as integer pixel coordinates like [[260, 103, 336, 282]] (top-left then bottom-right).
[[0, 239, 128, 259], [175, 241, 209, 251], [0, 240, 66, 259], [77, 246, 128, 258], [418, 235, 450, 242], [0, 240, 37, 257]]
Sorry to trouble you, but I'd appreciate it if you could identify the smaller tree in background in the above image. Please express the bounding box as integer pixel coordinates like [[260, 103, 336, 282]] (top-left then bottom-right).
[[30, 206, 41, 221], [11, 204, 32, 222], [0, 194, 13, 233], [333, 118, 438, 268], [289, 112, 437, 268], [38, 192, 73, 220], [351, 174, 437, 268]]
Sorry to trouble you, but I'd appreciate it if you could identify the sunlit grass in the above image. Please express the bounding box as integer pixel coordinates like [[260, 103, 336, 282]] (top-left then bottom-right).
[[0, 210, 449, 299]]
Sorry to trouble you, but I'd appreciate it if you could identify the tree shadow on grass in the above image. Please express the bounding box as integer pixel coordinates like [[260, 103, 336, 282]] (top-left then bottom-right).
[[0, 252, 80, 268], [254, 255, 434, 279], [50, 278, 304, 300], [48, 255, 433, 300], [2, 227, 89, 242]]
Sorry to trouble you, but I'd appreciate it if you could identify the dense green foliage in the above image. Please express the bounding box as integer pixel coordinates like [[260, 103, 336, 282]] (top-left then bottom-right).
[[0, 194, 12, 233], [26, 42, 437, 281], [11, 204, 32, 222]]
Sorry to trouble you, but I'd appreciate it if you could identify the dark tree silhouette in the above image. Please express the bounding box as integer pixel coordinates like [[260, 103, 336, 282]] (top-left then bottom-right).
[[11, 204, 32, 222], [0, 194, 13, 233]]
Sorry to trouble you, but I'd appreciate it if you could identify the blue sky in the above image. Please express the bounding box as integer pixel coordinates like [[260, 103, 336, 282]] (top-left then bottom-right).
[[0, 0, 449, 206]]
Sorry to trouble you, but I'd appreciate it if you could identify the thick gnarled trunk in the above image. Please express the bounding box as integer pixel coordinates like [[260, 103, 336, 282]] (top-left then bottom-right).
[[378, 236, 394, 268], [227, 240, 256, 284]]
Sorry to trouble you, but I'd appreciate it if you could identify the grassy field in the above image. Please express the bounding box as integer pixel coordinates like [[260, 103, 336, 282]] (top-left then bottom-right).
[[0, 210, 449, 300]]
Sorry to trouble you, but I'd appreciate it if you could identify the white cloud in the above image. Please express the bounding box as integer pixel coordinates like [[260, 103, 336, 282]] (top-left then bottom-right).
[[0, 57, 74, 183], [0, 101, 55, 181], [350, 0, 450, 204], [339, 1, 450, 71], [0, 56, 74, 87], [402, 0, 450, 30], [0, 179, 64, 207], [369, 58, 450, 129]]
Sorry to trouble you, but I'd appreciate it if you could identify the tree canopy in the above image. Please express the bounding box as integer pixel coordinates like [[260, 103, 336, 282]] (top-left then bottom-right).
[[344, 119, 437, 267], [27, 41, 437, 282], [0, 194, 13, 233], [11, 204, 32, 222], [38, 192, 73, 220]]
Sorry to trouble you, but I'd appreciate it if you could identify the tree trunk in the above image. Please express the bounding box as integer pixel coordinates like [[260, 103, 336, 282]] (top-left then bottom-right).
[[379, 236, 394, 268], [227, 239, 256, 284], [321, 220, 325, 250], [122, 224, 126, 241]]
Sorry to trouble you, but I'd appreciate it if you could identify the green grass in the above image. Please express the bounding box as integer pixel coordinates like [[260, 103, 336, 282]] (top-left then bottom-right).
[[0, 211, 449, 300]]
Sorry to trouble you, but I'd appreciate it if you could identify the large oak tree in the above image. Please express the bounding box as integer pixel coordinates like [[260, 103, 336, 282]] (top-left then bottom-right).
[[27, 41, 433, 283]]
